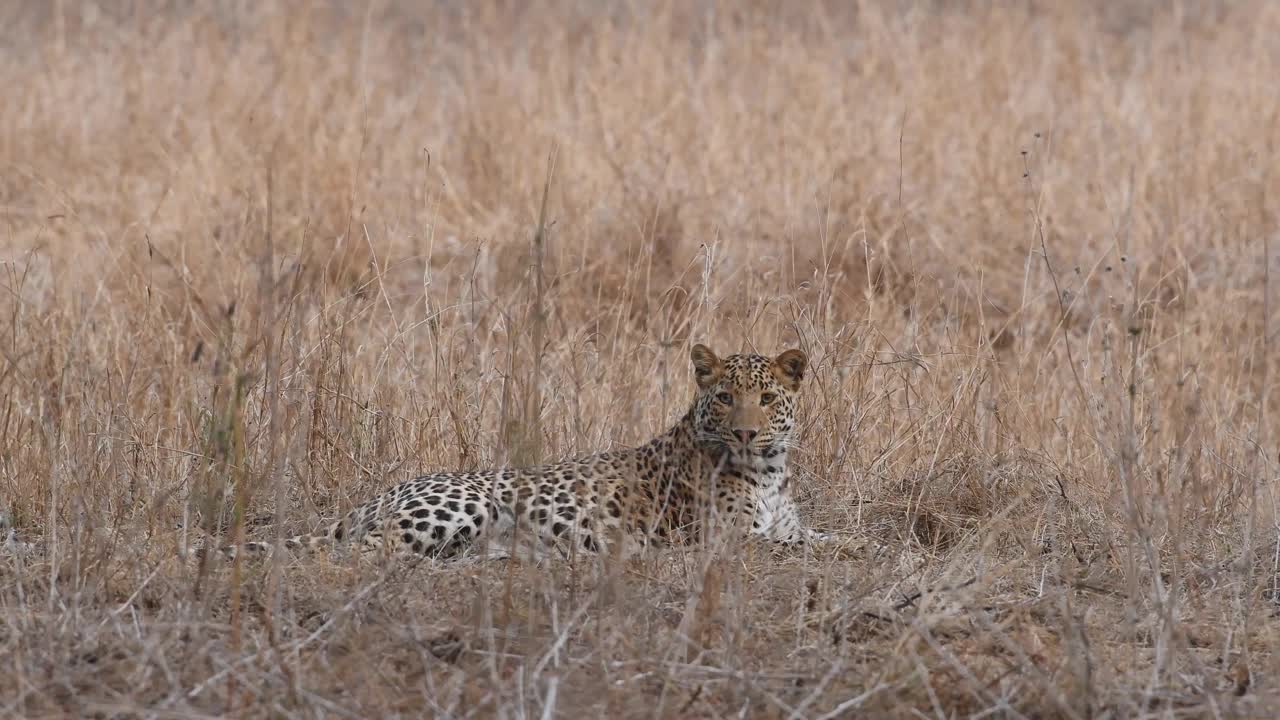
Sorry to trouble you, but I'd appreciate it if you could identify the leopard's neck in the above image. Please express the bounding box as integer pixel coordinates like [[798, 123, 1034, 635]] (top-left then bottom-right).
[[726, 446, 789, 490]]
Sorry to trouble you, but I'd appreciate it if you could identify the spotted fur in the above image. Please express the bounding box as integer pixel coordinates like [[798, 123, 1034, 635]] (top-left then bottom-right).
[[213, 344, 826, 562]]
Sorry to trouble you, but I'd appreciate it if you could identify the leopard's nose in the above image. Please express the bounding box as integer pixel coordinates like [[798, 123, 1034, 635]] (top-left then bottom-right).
[[733, 429, 758, 445]]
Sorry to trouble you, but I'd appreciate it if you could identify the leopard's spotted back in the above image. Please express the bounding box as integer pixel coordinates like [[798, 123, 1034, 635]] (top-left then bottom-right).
[[219, 345, 825, 561]]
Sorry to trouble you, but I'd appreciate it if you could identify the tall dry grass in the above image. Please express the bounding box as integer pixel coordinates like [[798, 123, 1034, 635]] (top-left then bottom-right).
[[1, 0, 1277, 716]]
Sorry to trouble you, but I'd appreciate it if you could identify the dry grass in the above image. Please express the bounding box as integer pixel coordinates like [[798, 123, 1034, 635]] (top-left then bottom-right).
[[2, 0, 1278, 716]]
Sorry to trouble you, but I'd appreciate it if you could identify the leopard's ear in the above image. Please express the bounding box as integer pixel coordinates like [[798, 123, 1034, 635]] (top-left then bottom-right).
[[690, 344, 724, 389], [772, 348, 807, 391]]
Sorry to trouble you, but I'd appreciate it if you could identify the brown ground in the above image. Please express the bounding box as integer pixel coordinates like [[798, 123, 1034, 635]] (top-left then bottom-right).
[[2, 1, 1278, 717]]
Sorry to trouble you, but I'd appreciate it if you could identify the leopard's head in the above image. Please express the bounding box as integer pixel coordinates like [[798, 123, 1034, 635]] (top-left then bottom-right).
[[688, 344, 807, 457]]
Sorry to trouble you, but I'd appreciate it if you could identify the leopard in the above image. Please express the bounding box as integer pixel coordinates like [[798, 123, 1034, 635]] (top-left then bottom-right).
[[209, 343, 828, 562]]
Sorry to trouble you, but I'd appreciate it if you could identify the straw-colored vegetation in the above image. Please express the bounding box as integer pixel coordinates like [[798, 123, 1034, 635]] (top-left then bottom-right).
[[2, 1, 1278, 716]]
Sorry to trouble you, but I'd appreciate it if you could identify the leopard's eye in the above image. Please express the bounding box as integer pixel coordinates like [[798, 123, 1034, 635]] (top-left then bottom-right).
[[716, 392, 734, 405], [760, 392, 777, 405]]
